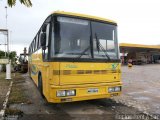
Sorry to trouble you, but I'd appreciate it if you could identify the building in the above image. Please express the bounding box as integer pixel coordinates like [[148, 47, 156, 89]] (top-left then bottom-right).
[[119, 43, 160, 65]]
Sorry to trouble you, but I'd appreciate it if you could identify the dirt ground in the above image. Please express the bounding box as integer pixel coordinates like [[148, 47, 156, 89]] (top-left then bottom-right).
[[6, 64, 160, 120]]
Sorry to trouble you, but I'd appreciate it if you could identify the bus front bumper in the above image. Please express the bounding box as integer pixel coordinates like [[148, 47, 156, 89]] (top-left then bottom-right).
[[48, 82, 122, 103]]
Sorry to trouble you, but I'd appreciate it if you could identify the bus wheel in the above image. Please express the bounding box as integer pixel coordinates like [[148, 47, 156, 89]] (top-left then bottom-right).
[[38, 74, 43, 97]]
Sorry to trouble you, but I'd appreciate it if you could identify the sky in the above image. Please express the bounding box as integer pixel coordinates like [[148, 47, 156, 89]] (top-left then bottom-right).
[[0, 0, 160, 55]]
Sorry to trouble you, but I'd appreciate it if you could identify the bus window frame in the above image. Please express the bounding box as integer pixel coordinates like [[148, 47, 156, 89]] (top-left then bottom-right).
[[41, 16, 52, 62], [48, 15, 120, 63]]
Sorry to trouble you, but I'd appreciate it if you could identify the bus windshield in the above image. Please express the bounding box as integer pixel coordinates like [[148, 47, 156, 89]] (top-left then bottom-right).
[[52, 16, 119, 60]]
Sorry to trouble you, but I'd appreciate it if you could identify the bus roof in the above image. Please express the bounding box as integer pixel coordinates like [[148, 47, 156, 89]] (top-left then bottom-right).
[[52, 11, 117, 25]]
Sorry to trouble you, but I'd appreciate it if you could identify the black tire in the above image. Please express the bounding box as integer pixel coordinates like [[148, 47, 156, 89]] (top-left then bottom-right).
[[38, 74, 43, 97]]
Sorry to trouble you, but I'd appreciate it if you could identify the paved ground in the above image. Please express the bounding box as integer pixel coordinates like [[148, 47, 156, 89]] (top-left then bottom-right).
[[9, 74, 147, 120], [10, 76, 141, 120], [6, 64, 160, 120], [114, 64, 160, 117]]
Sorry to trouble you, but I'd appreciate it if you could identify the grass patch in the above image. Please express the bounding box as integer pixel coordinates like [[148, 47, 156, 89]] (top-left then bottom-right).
[[8, 73, 29, 104], [5, 108, 23, 116], [9, 85, 28, 104], [0, 72, 10, 86]]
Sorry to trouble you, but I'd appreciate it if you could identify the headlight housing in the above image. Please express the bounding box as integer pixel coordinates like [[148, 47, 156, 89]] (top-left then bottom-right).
[[66, 90, 76, 96], [57, 90, 66, 97], [114, 86, 121, 92], [108, 86, 121, 93], [108, 87, 115, 93], [57, 90, 76, 97]]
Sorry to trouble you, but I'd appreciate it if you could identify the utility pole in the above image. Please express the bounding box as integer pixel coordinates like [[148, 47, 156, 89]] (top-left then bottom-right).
[[4, 6, 8, 57], [6, 30, 11, 80], [5, 6, 8, 28], [4, 6, 11, 80], [5, 6, 9, 58]]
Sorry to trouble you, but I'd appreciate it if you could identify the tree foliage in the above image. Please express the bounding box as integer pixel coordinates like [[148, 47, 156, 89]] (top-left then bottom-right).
[[7, 0, 32, 7], [9, 51, 17, 61], [0, 50, 5, 59], [0, 50, 17, 64]]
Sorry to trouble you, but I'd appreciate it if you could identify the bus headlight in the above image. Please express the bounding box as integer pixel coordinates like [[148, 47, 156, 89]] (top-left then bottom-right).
[[66, 90, 76, 96], [108, 87, 115, 93], [57, 90, 76, 97], [115, 86, 121, 92], [108, 86, 121, 93], [57, 90, 66, 97]]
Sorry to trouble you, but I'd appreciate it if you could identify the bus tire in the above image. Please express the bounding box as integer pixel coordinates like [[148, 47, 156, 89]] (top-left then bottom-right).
[[38, 74, 44, 97]]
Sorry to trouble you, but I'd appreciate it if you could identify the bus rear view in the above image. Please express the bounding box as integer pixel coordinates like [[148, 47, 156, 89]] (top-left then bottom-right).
[[28, 11, 122, 103]]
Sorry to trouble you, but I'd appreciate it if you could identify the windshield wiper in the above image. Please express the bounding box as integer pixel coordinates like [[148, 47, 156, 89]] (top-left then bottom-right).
[[68, 46, 90, 62], [95, 33, 111, 60], [76, 35, 92, 59], [77, 46, 90, 58]]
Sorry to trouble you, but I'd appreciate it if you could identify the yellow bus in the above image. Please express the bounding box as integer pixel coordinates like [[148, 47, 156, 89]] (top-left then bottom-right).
[[28, 11, 122, 103]]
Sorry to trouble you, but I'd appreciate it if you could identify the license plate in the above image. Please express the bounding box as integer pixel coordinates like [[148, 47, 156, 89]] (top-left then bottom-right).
[[88, 88, 99, 93]]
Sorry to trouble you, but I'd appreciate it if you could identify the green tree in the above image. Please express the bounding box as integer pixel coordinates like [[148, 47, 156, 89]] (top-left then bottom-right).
[[7, 0, 32, 7], [0, 50, 17, 64], [0, 50, 5, 59], [9, 51, 17, 63]]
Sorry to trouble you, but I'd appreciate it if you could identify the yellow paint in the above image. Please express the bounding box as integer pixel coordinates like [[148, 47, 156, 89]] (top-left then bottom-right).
[[29, 56, 122, 103], [49, 84, 121, 103], [52, 11, 117, 24]]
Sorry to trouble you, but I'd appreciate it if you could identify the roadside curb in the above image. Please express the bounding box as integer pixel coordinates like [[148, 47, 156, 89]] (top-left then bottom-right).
[[0, 81, 13, 120]]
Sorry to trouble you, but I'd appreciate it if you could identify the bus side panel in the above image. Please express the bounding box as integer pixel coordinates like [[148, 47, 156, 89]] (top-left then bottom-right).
[[29, 48, 61, 101], [30, 51, 39, 86], [37, 49, 50, 100], [40, 62, 60, 101]]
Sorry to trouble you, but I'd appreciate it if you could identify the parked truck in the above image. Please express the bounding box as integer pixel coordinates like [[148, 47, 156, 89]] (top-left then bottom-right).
[[15, 48, 28, 73]]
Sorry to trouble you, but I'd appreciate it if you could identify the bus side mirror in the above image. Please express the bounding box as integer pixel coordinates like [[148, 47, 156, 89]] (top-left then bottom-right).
[[40, 33, 46, 50]]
